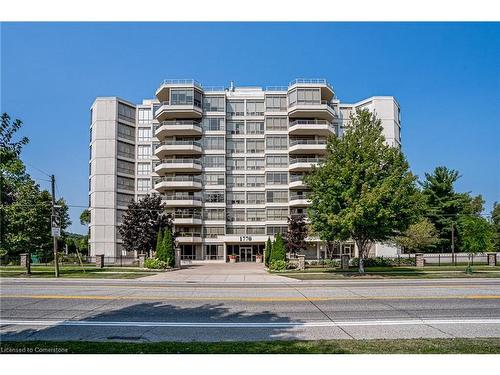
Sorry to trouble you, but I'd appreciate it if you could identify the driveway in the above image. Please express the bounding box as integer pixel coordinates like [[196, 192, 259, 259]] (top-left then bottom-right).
[[140, 262, 295, 283]]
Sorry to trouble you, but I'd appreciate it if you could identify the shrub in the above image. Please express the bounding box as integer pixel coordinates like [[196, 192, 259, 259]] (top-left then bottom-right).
[[270, 233, 286, 263], [350, 257, 416, 267], [269, 260, 287, 271], [144, 258, 169, 269]]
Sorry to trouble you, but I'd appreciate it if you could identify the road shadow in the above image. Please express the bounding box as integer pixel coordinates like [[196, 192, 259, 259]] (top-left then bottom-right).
[[0, 300, 303, 343]]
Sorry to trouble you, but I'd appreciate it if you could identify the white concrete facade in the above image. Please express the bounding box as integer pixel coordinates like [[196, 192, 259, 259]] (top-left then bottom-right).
[[88, 79, 401, 262]]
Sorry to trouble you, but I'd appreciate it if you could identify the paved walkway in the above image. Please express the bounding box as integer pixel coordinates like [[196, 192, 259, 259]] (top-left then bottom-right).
[[140, 262, 295, 283]]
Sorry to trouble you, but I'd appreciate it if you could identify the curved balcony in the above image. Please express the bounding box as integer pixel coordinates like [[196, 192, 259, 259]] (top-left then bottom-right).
[[172, 212, 203, 226], [289, 175, 308, 190], [154, 176, 203, 192], [154, 159, 202, 174], [288, 120, 335, 136], [289, 193, 311, 207], [154, 120, 203, 139], [289, 139, 327, 155], [154, 101, 203, 122], [288, 100, 336, 122], [288, 157, 324, 172], [154, 140, 202, 158], [176, 231, 203, 244], [161, 194, 203, 208], [288, 79, 335, 101], [155, 79, 203, 102]]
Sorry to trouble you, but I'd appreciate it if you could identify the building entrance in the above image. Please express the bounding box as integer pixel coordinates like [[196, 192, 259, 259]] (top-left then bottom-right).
[[239, 246, 253, 262], [227, 244, 265, 262]]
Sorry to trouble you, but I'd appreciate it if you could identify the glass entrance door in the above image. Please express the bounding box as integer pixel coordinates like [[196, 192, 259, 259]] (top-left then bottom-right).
[[239, 246, 253, 262]]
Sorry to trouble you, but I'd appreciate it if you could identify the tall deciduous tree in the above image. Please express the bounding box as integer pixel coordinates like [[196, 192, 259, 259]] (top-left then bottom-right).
[[305, 109, 421, 272], [119, 195, 171, 256], [393, 218, 439, 253], [80, 209, 90, 226], [421, 166, 484, 252], [457, 215, 494, 254], [285, 214, 307, 257]]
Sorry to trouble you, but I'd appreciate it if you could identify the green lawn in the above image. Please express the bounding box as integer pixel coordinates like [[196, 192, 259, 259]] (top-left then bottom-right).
[[0, 265, 156, 279], [1, 338, 499, 354], [276, 265, 500, 280]]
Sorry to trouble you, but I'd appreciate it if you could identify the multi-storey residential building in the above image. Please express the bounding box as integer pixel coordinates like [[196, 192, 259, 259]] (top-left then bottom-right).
[[89, 79, 401, 262]]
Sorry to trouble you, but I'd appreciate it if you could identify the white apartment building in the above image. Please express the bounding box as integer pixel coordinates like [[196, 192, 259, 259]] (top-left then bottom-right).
[[89, 79, 401, 262]]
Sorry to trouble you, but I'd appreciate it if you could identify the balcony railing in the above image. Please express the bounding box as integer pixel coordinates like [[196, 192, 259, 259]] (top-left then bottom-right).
[[154, 176, 203, 184], [161, 194, 203, 201], [289, 119, 332, 126], [289, 100, 335, 109], [154, 120, 202, 132], [288, 78, 334, 92], [159, 79, 203, 89], [290, 174, 306, 182], [155, 140, 202, 150], [155, 158, 202, 166], [289, 157, 325, 164], [289, 139, 327, 147], [156, 100, 202, 109], [171, 212, 203, 220], [177, 231, 202, 237], [290, 192, 312, 200]]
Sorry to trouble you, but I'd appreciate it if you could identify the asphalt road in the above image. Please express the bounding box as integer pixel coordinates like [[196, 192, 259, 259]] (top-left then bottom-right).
[[1, 278, 500, 342]]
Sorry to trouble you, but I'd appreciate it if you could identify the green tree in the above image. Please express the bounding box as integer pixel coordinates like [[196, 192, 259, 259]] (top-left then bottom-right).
[[492, 202, 500, 252], [270, 232, 286, 263], [79, 209, 90, 226], [265, 237, 273, 266], [161, 227, 175, 268], [155, 229, 164, 257], [305, 109, 421, 272], [457, 216, 494, 254], [393, 218, 439, 253], [421, 166, 484, 252]]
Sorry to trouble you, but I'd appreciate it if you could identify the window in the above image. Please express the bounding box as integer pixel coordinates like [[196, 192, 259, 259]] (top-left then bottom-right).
[[226, 139, 245, 153], [203, 155, 225, 168], [267, 190, 289, 203], [265, 96, 287, 112], [204, 173, 225, 185], [226, 226, 245, 235], [247, 209, 265, 222], [116, 209, 126, 223], [117, 176, 134, 191], [266, 117, 288, 131], [137, 127, 152, 142], [204, 190, 225, 203], [203, 208, 225, 221], [247, 226, 265, 235], [118, 123, 135, 141], [266, 207, 289, 221], [118, 103, 135, 121], [246, 175, 265, 187], [266, 135, 288, 150], [137, 162, 151, 175], [137, 145, 151, 160], [170, 88, 202, 107], [247, 121, 264, 135], [289, 88, 321, 106], [203, 227, 224, 238], [117, 193, 134, 207], [227, 192, 245, 205], [203, 136, 225, 150], [227, 101, 245, 116], [203, 96, 225, 112], [226, 158, 245, 171], [89, 126, 93, 143], [138, 109, 152, 124], [266, 155, 288, 168], [117, 141, 135, 159], [137, 179, 151, 192], [246, 139, 265, 153], [227, 175, 245, 187], [247, 192, 265, 204], [226, 208, 245, 222], [226, 121, 245, 135], [267, 225, 288, 235], [202, 117, 225, 131], [205, 244, 224, 260], [246, 158, 265, 170], [246, 101, 264, 116], [117, 160, 135, 175], [266, 172, 288, 185]]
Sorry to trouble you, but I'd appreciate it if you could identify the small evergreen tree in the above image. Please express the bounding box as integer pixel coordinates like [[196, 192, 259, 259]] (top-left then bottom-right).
[[155, 229, 164, 257], [156, 229, 167, 262], [162, 227, 175, 268], [271, 233, 286, 262], [265, 237, 273, 266]]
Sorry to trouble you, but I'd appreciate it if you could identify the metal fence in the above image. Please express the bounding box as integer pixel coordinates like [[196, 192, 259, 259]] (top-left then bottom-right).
[[0, 254, 139, 267]]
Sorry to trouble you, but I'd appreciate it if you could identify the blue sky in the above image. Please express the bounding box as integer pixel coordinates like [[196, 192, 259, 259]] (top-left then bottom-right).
[[1, 22, 499, 234]]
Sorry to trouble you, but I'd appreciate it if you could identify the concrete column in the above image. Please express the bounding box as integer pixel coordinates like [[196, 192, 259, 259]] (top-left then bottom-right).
[[95, 254, 104, 268], [138, 254, 146, 268], [20, 253, 31, 274], [317, 243, 320, 259], [487, 253, 497, 266], [175, 247, 181, 269], [415, 253, 424, 267], [297, 254, 305, 270], [341, 254, 350, 270]]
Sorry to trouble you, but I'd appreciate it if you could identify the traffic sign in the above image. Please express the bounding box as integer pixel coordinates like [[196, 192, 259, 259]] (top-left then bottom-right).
[[51, 227, 61, 237], [51, 215, 61, 228]]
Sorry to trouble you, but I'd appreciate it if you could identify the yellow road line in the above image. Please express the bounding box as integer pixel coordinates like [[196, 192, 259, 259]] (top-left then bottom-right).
[[1, 294, 499, 302]]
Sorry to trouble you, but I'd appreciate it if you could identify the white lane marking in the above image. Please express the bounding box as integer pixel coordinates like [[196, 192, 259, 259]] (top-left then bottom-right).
[[1, 318, 500, 328]]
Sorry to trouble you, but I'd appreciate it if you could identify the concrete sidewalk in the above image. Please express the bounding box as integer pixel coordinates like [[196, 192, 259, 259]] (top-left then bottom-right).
[[140, 263, 296, 283]]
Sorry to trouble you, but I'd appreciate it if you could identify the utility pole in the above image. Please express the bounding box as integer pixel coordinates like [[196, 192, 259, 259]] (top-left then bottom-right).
[[451, 222, 455, 266], [51, 174, 59, 278]]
